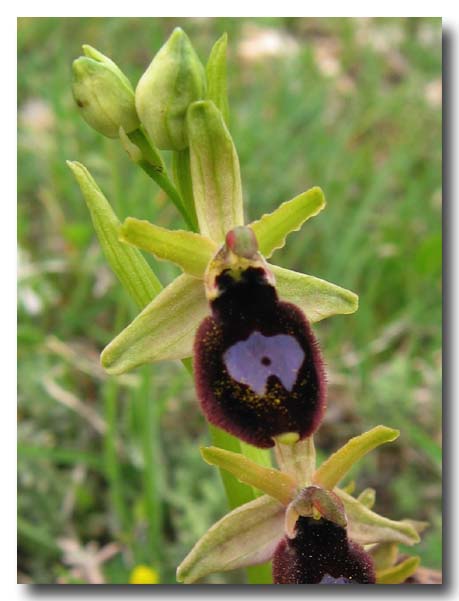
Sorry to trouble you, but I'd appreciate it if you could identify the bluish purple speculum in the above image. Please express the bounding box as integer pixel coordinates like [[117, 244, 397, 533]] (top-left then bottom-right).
[[224, 332, 305, 396]]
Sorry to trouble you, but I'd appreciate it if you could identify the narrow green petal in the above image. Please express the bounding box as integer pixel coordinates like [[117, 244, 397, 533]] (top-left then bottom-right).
[[187, 100, 244, 243], [206, 33, 229, 125], [201, 446, 296, 505], [336, 489, 420, 546], [357, 488, 376, 509], [376, 556, 420, 584], [67, 161, 162, 309], [271, 264, 358, 322], [101, 274, 208, 374], [250, 187, 325, 259], [369, 542, 399, 570], [120, 217, 216, 278], [176, 495, 284, 583], [314, 426, 399, 490], [274, 437, 316, 487]]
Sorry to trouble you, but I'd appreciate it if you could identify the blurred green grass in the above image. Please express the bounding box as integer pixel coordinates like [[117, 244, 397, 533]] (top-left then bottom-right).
[[17, 17, 442, 583]]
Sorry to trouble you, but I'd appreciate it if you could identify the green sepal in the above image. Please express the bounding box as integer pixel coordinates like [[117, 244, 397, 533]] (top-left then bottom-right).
[[336, 489, 421, 546], [357, 487, 376, 509], [176, 495, 284, 583], [368, 542, 399, 570], [67, 161, 162, 309], [135, 27, 206, 151], [206, 33, 230, 125], [376, 556, 420, 584], [119, 217, 216, 278], [187, 100, 244, 244], [274, 437, 316, 487], [271, 264, 359, 322], [201, 446, 296, 505], [250, 187, 325, 259], [314, 426, 399, 490], [72, 46, 139, 138], [101, 274, 208, 374]]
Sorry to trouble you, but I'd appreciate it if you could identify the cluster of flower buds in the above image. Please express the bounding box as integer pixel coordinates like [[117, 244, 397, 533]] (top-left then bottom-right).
[[70, 28, 425, 585]]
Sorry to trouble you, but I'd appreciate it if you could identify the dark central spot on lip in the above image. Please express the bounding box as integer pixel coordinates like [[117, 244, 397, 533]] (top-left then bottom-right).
[[261, 356, 271, 366]]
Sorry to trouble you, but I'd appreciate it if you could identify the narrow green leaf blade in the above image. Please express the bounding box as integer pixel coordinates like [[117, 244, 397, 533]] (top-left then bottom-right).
[[101, 274, 209, 374], [120, 217, 216, 278], [250, 187, 325, 259], [187, 100, 244, 244], [177, 495, 284, 583], [201, 446, 296, 505], [67, 161, 162, 309], [376, 556, 420, 584], [272, 264, 358, 322], [336, 489, 420, 546], [314, 426, 400, 490], [206, 33, 229, 125]]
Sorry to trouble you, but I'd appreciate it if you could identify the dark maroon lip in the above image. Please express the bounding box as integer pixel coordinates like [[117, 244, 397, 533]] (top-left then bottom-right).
[[194, 266, 326, 448]]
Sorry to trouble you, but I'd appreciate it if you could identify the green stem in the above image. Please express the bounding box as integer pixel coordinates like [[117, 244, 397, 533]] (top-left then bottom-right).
[[127, 129, 196, 230], [103, 378, 129, 535], [172, 149, 199, 230], [137, 366, 163, 562]]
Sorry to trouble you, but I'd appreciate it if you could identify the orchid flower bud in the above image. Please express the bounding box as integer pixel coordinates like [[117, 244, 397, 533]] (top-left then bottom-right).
[[72, 45, 139, 138], [135, 28, 206, 150], [194, 226, 326, 448], [272, 517, 376, 584]]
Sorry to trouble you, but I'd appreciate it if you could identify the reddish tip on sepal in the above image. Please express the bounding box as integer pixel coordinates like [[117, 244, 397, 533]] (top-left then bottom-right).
[[194, 266, 326, 448], [272, 517, 376, 584]]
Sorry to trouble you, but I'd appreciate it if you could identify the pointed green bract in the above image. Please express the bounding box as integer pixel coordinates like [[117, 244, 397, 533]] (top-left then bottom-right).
[[187, 100, 244, 244], [250, 187, 325, 259], [101, 274, 208, 374], [201, 446, 296, 505], [176, 495, 284, 583], [271, 264, 358, 322], [376, 556, 420, 584], [120, 218, 216, 278], [336, 489, 420, 546], [314, 426, 399, 490], [172, 148, 199, 230], [206, 33, 229, 125], [67, 161, 162, 309]]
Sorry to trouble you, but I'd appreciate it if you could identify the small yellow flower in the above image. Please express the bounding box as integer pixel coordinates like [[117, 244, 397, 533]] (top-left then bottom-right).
[[129, 564, 160, 585]]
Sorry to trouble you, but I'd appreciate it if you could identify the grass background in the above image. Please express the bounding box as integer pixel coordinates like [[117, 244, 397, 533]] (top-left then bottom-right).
[[17, 17, 442, 584]]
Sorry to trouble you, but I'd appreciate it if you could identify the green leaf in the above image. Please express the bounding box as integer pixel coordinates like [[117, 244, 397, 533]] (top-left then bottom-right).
[[187, 100, 244, 244], [176, 495, 284, 583], [239, 441, 273, 498], [336, 489, 420, 546], [274, 437, 316, 487], [376, 556, 420, 584], [314, 426, 399, 490], [271, 264, 359, 323], [250, 187, 325, 259], [206, 33, 229, 125], [67, 161, 162, 309], [120, 217, 216, 278], [201, 446, 296, 505], [101, 274, 208, 374]]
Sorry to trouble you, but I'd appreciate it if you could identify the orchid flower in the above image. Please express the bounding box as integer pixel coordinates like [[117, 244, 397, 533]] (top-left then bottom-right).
[[177, 426, 424, 584]]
